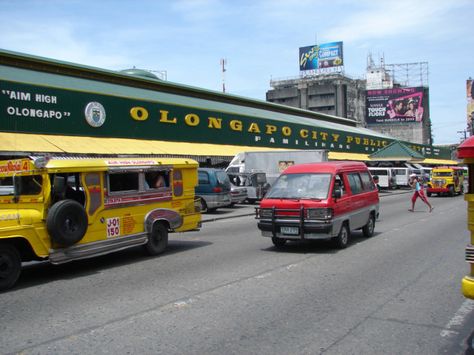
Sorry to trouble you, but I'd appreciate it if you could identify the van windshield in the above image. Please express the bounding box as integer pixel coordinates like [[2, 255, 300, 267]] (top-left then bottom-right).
[[266, 173, 331, 200]]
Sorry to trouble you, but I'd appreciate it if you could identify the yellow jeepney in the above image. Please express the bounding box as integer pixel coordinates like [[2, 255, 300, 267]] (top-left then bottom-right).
[[0, 156, 201, 291], [426, 166, 464, 197]]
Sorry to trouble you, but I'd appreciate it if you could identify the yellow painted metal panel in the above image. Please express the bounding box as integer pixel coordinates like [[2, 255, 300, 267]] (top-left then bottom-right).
[[328, 152, 370, 161], [423, 158, 459, 165], [0, 132, 64, 152], [0, 132, 290, 157]]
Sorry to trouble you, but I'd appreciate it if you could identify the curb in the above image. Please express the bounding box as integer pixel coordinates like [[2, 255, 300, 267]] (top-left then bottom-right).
[[201, 189, 413, 223], [201, 213, 255, 223]]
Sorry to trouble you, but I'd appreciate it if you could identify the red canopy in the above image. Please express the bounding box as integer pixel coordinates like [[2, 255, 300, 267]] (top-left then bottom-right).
[[458, 136, 474, 159]]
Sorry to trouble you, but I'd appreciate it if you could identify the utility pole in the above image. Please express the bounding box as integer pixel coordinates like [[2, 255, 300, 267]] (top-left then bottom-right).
[[220, 58, 227, 93], [458, 130, 468, 142]]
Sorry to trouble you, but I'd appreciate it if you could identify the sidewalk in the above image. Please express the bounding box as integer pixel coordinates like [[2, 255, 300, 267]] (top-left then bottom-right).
[[201, 188, 412, 223]]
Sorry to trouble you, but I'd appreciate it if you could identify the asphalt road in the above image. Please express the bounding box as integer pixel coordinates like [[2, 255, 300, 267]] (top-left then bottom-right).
[[1, 190, 473, 354]]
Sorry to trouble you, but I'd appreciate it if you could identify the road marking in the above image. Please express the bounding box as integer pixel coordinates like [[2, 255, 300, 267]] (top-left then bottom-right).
[[440, 299, 474, 337]]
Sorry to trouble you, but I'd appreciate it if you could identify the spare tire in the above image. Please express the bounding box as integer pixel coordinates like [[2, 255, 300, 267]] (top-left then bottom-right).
[[47, 199, 88, 247]]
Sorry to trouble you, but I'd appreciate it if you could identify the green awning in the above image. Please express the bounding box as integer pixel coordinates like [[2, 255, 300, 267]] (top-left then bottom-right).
[[369, 141, 425, 162]]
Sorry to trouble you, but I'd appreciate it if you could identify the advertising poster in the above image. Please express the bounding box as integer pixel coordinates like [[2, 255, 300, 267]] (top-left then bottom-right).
[[299, 42, 343, 71], [467, 79, 474, 133], [366, 87, 425, 124]]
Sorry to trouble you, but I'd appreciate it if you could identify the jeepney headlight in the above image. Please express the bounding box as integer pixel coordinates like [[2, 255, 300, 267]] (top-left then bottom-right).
[[307, 208, 333, 220], [258, 208, 273, 219]]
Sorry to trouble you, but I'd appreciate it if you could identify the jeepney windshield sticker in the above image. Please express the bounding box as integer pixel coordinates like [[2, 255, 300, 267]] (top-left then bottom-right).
[[0, 159, 31, 173], [106, 160, 157, 166]]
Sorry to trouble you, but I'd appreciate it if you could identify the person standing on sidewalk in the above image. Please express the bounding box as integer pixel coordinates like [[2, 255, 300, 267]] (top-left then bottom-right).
[[409, 174, 433, 212]]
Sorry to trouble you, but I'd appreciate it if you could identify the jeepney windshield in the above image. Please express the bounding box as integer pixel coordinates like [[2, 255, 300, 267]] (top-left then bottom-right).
[[0, 175, 43, 196], [0, 177, 14, 195], [433, 171, 453, 177], [266, 173, 331, 200]]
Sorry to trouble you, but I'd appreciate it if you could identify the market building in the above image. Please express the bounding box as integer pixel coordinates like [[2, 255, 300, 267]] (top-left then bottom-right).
[[0, 49, 454, 165]]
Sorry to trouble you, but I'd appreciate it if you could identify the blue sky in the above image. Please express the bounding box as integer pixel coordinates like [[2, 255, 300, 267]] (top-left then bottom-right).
[[1, 0, 472, 145]]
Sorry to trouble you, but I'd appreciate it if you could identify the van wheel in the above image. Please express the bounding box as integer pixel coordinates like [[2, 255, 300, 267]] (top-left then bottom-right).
[[0, 244, 21, 291], [333, 224, 349, 249], [199, 198, 208, 213], [272, 237, 287, 249], [362, 214, 375, 238], [47, 199, 88, 247], [145, 223, 168, 256]]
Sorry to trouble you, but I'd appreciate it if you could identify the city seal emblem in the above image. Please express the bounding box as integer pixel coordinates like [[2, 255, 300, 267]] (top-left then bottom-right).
[[84, 102, 106, 127]]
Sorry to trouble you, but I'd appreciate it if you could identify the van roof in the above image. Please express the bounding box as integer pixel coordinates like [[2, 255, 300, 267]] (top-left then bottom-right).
[[282, 161, 367, 174]]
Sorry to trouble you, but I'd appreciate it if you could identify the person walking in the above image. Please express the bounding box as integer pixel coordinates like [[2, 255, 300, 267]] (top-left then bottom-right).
[[408, 174, 433, 212]]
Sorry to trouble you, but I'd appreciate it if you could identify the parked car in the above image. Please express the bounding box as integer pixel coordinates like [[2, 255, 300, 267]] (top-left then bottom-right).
[[195, 168, 231, 212], [230, 183, 248, 206], [256, 161, 379, 249], [228, 172, 269, 203]]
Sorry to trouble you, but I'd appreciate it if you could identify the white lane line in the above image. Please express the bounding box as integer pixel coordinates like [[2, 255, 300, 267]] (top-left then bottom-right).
[[440, 299, 474, 337]]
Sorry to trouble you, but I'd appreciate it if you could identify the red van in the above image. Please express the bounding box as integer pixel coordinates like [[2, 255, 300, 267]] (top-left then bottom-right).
[[256, 161, 379, 249]]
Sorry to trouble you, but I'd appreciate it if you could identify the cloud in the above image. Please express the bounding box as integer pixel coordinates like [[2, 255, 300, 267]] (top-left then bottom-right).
[[322, 0, 469, 43], [0, 18, 132, 69]]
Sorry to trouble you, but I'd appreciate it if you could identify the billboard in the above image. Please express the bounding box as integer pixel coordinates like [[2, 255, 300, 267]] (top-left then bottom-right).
[[366, 87, 426, 124], [299, 42, 343, 71], [467, 79, 474, 134]]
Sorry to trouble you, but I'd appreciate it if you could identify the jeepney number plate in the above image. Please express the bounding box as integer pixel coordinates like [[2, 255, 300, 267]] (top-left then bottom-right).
[[281, 226, 299, 235]]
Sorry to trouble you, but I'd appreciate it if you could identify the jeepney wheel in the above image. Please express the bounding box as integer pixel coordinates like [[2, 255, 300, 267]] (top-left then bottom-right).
[[0, 244, 21, 292], [144, 223, 169, 256], [47, 199, 88, 247], [427, 192, 432, 197], [333, 223, 349, 249], [448, 186, 455, 197], [272, 237, 287, 249], [362, 214, 375, 238]]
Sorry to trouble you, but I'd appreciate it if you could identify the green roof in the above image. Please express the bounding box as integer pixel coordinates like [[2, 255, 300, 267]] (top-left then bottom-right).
[[369, 141, 425, 161]]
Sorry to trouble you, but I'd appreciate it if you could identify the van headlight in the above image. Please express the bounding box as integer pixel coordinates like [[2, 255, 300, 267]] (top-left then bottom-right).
[[258, 208, 273, 219], [307, 208, 333, 220]]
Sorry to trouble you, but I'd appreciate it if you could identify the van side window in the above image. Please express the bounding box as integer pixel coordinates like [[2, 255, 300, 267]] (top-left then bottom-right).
[[347, 173, 363, 195], [334, 174, 346, 196], [109, 172, 139, 193], [360, 172, 376, 191]]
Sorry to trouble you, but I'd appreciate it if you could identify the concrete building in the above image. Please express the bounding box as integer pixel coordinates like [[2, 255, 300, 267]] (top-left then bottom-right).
[[266, 61, 432, 145], [266, 73, 367, 126]]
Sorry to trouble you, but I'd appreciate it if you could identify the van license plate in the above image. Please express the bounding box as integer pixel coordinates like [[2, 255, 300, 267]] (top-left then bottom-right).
[[281, 226, 299, 235]]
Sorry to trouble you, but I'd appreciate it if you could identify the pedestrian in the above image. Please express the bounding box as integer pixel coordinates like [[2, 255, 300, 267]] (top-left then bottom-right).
[[408, 174, 433, 212]]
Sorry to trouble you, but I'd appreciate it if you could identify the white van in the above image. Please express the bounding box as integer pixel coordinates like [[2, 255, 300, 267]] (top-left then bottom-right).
[[368, 167, 397, 189], [392, 168, 411, 187]]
